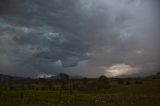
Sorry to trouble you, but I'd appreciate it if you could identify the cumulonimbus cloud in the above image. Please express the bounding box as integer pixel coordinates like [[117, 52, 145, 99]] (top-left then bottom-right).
[[0, 0, 159, 77]]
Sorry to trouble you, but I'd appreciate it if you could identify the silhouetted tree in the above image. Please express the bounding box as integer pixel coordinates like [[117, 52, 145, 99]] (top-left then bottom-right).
[[58, 73, 69, 90], [97, 76, 110, 89], [59, 73, 69, 81]]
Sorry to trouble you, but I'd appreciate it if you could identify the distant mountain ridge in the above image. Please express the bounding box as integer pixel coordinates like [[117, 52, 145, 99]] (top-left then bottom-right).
[[50, 75, 82, 80], [0, 74, 24, 80], [0, 73, 159, 80], [0, 74, 83, 80]]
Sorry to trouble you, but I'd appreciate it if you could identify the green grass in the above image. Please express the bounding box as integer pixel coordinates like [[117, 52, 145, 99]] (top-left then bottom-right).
[[0, 80, 160, 106]]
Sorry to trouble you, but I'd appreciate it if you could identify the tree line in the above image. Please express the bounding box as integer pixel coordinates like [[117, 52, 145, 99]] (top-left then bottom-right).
[[0, 73, 111, 91]]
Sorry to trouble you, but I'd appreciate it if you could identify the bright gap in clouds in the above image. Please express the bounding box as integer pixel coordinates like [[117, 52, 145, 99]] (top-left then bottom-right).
[[37, 73, 53, 79], [105, 64, 141, 77]]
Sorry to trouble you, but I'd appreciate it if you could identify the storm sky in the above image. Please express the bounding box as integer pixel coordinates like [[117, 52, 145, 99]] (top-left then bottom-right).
[[0, 0, 159, 78]]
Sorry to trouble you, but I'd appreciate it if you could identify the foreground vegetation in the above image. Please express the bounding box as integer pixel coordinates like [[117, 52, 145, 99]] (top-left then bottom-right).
[[0, 74, 160, 106]]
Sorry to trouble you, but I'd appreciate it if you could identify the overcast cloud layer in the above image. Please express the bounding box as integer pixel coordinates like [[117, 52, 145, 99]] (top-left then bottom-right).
[[0, 0, 159, 78]]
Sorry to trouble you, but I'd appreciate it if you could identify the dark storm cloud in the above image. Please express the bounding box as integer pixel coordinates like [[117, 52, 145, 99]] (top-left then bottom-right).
[[0, 0, 159, 77]]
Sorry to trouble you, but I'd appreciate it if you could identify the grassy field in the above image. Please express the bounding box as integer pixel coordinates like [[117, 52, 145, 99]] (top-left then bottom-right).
[[0, 79, 160, 106]]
